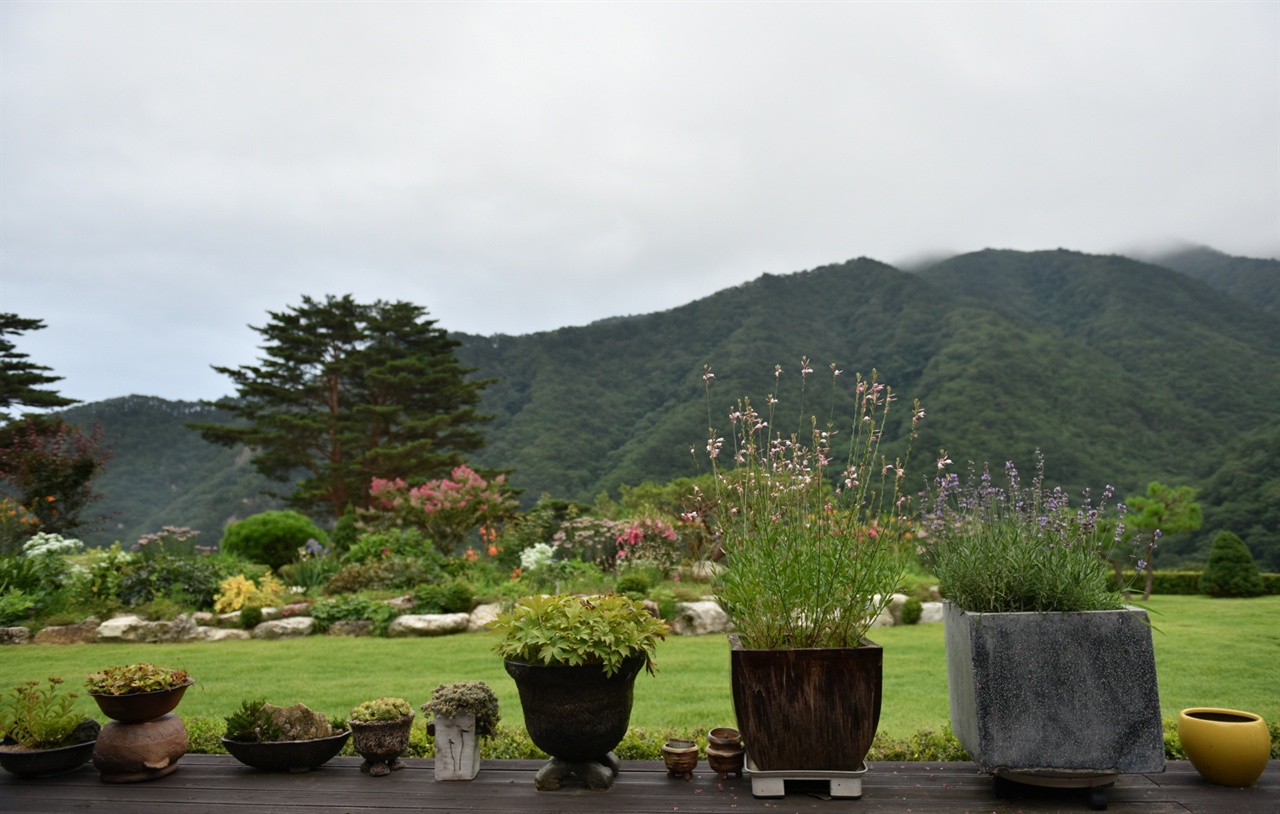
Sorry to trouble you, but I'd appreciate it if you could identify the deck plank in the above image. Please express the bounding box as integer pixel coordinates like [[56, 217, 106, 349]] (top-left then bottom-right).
[[1, 757, 1274, 813]]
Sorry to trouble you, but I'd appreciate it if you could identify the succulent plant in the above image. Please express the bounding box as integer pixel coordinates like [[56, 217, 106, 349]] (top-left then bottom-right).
[[348, 697, 413, 723], [422, 681, 500, 736], [84, 663, 190, 696]]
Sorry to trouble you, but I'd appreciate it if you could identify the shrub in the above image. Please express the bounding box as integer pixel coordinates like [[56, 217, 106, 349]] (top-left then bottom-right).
[[220, 511, 328, 571], [214, 572, 288, 613], [902, 596, 923, 625], [238, 605, 264, 630], [1199, 531, 1266, 597], [308, 594, 398, 636], [326, 555, 441, 594], [117, 553, 225, 610], [1121, 570, 1204, 595], [411, 580, 474, 614], [615, 571, 652, 599], [330, 511, 358, 556]]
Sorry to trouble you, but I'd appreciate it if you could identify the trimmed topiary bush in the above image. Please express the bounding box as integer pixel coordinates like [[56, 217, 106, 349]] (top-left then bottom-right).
[[1199, 531, 1265, 597], [220, 511, 328, 571]]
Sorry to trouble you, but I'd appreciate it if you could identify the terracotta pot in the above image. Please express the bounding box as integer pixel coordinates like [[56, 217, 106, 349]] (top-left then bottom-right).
[[661, 739, 698, 780], [92, 714, 187, 783], [729, 635, 881, 772], [706, 744, 745, 780], [707, 726, 742, 750], [504, 655, 644, 764], [1178, 708, 1270, 787], [221, 730, 351, 773], [89, 681, 193, 724], [349, 715, 414, 776]]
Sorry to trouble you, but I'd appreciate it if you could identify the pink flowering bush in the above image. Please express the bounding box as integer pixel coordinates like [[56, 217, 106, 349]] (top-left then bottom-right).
[[614, 516, 680, 574], [362, 466, 516, 556]]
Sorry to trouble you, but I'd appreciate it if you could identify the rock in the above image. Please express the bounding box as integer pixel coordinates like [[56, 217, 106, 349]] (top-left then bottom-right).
[[264, 703, 334, 741], [387, 594, 415, 611], [466, 603, 501, 633], [159, 613, 200, 642], [387, 613, 470, 637], [261, 606, 281, 621], [192, 626, 251, 642], [96, 615, 176, 643], [641, 599, 661, 618], [251, 617, 315, 640], [919, 601, 945, 624], [33, 621, 100, 645], [327, 620, 373, 637], [869, 605, 895, 628], [218, 611, 241, 625], [679, 561, 724, 583], [192, 612, 214, 624], [668, 601, 732, 636], [0, 626, 30, 645]]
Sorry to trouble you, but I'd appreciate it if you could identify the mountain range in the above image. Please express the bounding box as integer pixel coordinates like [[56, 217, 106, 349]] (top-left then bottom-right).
[[61, 245, 1280, 570]]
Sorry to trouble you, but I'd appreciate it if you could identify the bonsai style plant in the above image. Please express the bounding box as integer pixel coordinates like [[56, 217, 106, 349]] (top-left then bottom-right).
[[0, 677, 100, 778], [701, 362, 919, 798], [348, 697, 414, 776], [221, 698, 350, 772], [423, 681, 500, 781], [85, 662, 193, 783], [920, 453, 1163, 802], [490, 593, 667, 790]]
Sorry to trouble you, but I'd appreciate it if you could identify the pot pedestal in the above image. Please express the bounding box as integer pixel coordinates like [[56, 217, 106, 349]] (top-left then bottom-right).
[[91, 714, 187, 783], [745, 754, 866, 798], [534, 752, 621, 790]]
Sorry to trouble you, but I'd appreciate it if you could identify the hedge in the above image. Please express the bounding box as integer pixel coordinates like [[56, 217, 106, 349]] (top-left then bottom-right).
[[1121, 570, 1280, 596]]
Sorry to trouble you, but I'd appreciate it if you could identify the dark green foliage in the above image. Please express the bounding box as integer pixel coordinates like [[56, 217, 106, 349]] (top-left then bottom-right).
[[325, 555, 441, 594], [1200, 531, 1266, 597], [1190, 424, 1280, 571], [0, 313, 77, 415], [238, 605, 263, 630], [117, 553, 226, 609], [330, 511, 358, 555], [219, 511, 327, 570], [1120, 570, 1206, 595], [411, 579, 474, 614], [614, 571, 652, 599], [1153, 245, 1280, 315], [902, 596, 923, 625], [192, 294, 493, 520], [307, 595, 397, 636], [223, 698, 282, 742]]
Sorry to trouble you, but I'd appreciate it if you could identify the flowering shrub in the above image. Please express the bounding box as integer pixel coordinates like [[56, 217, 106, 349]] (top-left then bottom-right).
[[0, 497, 40, 555], [919, 452, 1132, 613], [213, 572, 288, 614], [614, 517, 680, 574], [22, 532, 83, 559], [277, 538, 340, 592], [363, 466, 516, 556], [133, 526, 200, 559], [551, 516, 624, 571], [704, 361, 919, 649]]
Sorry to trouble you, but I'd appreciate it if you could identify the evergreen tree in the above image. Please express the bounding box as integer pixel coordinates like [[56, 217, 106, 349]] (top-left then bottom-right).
[[1126, 482, 1202, 600], [1199, 531, 1265, 597], [191, 295, 493, 520], [0, 313, 77, 416]]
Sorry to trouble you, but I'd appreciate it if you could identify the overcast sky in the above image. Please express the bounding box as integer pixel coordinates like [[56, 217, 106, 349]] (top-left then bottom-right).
[[2, 1, 1276, 407]]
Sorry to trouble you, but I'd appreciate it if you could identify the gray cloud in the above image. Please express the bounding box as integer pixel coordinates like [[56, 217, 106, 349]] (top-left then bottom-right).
[[2, 1, 1276, 404]]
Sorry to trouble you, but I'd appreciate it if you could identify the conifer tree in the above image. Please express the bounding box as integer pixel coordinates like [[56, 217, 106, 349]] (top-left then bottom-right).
[[0, 313, 77, 415], [192, 295, 493, 520]]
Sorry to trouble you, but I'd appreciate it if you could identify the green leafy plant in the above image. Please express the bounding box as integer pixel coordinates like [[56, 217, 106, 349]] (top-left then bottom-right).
[[348, 697, 413, 723], [223, 698, 283, 743], [921, 452, 1134, 613], [84, 663, 190, 696], [411, 579, 474, 614], [703, 362, 919, 648], [489, 593, 668, 676], [1199, 531, 1266, 597], [0, 677, 93, 749], [422, 681, 500, 736], [218, 511, 329, 571]]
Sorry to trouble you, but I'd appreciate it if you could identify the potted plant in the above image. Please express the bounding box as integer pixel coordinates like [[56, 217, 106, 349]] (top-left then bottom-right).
[[423, 681, 500, 781], [221, 698, 350, 772], [702, 363, 918, 798], [0, 677, 101, 778], [84, 663, 193, 783], [921, 453, 1164, 801], [348, 697, 414, 776], [490, 593, 667, 790]]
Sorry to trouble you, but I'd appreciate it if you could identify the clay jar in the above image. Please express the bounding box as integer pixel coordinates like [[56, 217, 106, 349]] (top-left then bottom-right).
[[1178, 708, 1271, 787], [706, 727, 745, 780], [92, 714, 188, 783], [661, 739, 699, 780]]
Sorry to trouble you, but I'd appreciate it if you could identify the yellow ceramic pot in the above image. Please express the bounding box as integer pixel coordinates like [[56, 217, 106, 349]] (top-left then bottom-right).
[[1178, 708, 1270, 787]]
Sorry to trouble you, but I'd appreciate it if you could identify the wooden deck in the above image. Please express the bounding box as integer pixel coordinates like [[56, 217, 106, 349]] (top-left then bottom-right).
[[1, 756, 1274, 813]]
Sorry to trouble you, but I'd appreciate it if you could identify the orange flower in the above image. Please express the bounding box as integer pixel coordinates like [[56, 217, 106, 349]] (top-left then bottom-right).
[[464, 548, 479, 562], [510, 568, 523, 581], [487, 544, 500, 557]]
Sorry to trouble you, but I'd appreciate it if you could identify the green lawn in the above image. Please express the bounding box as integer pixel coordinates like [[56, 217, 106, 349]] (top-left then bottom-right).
[[2, 595, 1276, 737]]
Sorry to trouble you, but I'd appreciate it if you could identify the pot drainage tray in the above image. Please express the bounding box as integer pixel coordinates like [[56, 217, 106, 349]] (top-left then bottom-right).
[[744, 754, 867, 798]]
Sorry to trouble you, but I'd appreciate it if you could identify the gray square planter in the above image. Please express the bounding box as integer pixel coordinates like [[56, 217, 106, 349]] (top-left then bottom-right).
[[944, 602, 1165, 775]]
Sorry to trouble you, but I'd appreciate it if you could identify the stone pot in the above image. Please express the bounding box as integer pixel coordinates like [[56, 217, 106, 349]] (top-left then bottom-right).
[[661, 738, 698, 780], [729, 635, 882, 774], [504, 654, 645, 790], [430, 713, 482, 781], [350, 714, 414, 776], [1178, 708, 1270, 787], [944, 602, 1164, 777], [89, 681, 193, 724], [92, 713, 188, 783], [222, 730, 351, 773]]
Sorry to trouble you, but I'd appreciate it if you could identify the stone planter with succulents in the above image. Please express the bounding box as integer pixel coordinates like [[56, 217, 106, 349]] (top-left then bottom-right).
[[424, 681, 500, 781], [85, 663, 193, 783], [491, 593, 667, 791], [702, 364, 920, 799], [0, 677, 101, 778], [348, 697, 415, 776], [221, 699, 350, 772]]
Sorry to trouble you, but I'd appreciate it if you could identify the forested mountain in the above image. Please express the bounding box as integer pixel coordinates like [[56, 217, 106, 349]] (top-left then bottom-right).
[[56, 248, 1278, 569], [1148, 245, 1280, 314]]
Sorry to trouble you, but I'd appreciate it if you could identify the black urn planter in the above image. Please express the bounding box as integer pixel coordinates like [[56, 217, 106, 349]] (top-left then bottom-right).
[[504, 654, 645, 790]]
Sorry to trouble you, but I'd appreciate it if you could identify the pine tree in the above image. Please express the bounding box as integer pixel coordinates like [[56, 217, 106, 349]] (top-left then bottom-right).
[[191, 295, 493, 520], [0, 313, 77, 415]]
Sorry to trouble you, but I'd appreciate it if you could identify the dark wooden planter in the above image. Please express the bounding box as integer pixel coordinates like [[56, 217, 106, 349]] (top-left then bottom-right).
[[504, 655, 644, 764], [729, 635, 882, 773]]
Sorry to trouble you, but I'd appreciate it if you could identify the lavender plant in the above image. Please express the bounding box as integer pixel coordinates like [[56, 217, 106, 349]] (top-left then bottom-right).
[[702, 360, 920, 649], [920, 453, 1132, 613]]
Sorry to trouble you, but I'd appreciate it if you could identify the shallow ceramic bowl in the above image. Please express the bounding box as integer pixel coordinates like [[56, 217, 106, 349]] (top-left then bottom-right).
[[222, 730, 351, 773]]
